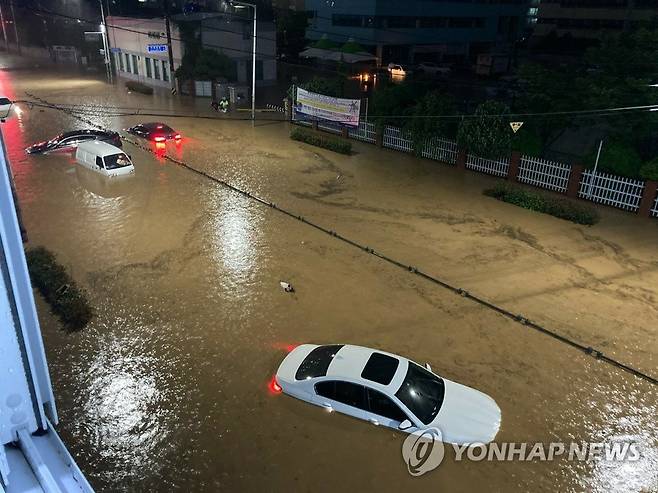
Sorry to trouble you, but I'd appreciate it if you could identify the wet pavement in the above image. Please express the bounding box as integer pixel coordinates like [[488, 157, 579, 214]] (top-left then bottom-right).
[[2, 63, 657, 492]]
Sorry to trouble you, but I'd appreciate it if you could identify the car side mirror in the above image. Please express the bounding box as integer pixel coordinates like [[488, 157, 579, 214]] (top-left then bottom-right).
[[425, 363, 432, 372], [398, 419, 413, 431]]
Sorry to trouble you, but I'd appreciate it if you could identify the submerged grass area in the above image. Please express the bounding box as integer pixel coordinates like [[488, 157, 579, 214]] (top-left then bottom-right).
[[25, 247, 93, 331], [484, 182, 600, 225], [290, 126, 352, 155]]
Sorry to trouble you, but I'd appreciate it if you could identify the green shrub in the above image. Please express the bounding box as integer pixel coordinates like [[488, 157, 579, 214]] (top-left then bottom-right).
[[639, 158, 658, 181], [290, 126, 352, 155], [125, 80, 154, 95], [484, 182, 599, 225], [583, 141, 642, 178], [25, 247, 93, 331]]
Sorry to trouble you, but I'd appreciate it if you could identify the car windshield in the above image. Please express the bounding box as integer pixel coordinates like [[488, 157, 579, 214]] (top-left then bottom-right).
[[145, 123, 174, 133], [47, 134, 64, 145], [295, 345, 344, 380], [394, 362, 445, 425], [104, 153, 132, 170]]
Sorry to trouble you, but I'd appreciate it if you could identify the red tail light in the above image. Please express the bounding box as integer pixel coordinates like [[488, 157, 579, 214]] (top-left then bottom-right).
[[174, 134, 181, 140], [269, 375, 282, 394], [154, 136, 165, 142]]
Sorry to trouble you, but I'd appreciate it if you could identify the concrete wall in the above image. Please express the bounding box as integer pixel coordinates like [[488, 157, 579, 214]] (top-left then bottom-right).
[[106, 16, 182, 88]]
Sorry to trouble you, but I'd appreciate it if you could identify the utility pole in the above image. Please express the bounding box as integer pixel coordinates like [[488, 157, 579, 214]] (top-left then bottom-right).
[[230, 1, 257, 121], [9, 1, 20, 55], [251, 2, 257, 122], [99, 0, 113, 84], [586, 139, 604, 199], [164, 0, 176, 95], [0, 4, 9, 52]]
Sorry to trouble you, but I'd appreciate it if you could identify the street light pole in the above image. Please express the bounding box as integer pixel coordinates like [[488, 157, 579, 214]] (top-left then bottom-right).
[[9, 1, 20, 55], [0, 5, 9, 52], [230, 1, 257, 122], [251, 3, 257, 122], [99, 0, 112, 84]]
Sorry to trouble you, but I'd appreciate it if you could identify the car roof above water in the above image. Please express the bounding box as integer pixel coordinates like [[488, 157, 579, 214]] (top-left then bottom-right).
[[76, 140, 124, 157], [325, 345, 408, 390]]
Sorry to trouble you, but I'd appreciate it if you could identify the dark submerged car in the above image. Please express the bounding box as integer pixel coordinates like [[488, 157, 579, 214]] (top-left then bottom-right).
[[25, 130, 121, 154], [126, 122, 181, 142]]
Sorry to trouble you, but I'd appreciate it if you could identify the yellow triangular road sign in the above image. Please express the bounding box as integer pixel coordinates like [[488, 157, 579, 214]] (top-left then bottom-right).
[[510, 121, 524, 133]]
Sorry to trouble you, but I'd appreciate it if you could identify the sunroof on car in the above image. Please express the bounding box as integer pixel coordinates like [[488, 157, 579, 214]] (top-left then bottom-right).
[[361, 352, 399, 385], [295, 345, 344, 380]]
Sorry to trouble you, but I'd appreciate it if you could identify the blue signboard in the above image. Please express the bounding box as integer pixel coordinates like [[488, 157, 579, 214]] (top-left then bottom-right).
[[147, 44, 168, 53], [110, 47, 121, 53]]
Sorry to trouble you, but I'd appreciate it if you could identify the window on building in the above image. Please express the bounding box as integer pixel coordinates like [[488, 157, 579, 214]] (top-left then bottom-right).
[[256, 60, 264, 81], [162, 60, 169, 81], [132, 54, 139, 75], [386, 16, 416, 29], [153, 59, 160, 80], [124, 53, 131, 73], [145, 57, 152, 78], [118, 52, 124, 71], [332, 14, 363, 27]]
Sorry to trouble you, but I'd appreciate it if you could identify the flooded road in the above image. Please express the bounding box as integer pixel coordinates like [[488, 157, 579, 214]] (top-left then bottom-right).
[[3, 65, 657, 492]]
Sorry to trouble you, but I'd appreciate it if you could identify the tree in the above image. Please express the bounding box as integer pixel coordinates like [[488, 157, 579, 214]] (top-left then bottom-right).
[[370, 81, 431, 130], [299, 77, 344, 97], [517, 27, 658, 161], [403, 91, 456, 156], [457, 101, 512, 159], [175, 49, 236, 81], [584, 141, 643, 178]]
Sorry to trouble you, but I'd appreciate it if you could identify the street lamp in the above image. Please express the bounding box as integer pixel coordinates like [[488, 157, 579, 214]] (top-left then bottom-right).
[[99, 0, 113, 84], [229, 0, 257, 122]]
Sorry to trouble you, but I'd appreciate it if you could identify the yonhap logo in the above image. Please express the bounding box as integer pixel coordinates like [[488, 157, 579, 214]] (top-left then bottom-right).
[[401, 428, 444, 476]]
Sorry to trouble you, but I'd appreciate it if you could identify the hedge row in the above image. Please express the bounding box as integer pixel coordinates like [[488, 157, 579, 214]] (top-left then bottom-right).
[[290, 127, 352, 155], [126, 80, 154, 95], [25, 247, 93, 331], [484, 182, 600, 225]]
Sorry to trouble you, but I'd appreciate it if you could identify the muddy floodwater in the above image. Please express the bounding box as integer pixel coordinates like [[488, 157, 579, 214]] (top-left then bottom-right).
[[2, 65, 657, 492]]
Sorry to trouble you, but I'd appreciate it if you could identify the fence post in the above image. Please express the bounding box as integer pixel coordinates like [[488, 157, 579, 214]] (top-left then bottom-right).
[[284, 97, 292, 122], [507, 151, 521, 182], [375, 126, 384, 147], [456, 149, 467, 169], [341, 127, 348, 139], [566, 164, 584, 198], [638, 180, 658, 217]]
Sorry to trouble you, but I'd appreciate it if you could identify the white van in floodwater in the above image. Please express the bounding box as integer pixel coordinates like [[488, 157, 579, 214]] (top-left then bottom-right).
[[75, 140, 134, 177]]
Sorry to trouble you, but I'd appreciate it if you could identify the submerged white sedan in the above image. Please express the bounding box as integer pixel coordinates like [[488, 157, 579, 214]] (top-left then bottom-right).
[[275, 344, 501, 445]]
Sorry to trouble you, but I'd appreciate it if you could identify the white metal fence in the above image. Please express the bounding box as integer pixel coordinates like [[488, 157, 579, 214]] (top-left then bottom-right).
[[348, 121, 377, 144], [518, 155, 571, 193], [291, 118, 658, 219], [578, 170, 645, 212], [317, 121, 342, 135], [383, 126, 413, 153], [422, 138, 458, 165], [466, 154, 510, 177]]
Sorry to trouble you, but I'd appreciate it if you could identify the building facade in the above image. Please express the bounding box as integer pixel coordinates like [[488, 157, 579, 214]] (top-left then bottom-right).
[[106, 17, 183, 89], [304, 0, 533, 64], [534, 0, 657, 39], [174, 12, 278, 86]]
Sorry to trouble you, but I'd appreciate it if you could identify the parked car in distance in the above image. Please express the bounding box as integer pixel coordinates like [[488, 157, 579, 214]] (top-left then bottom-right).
[[274, 344, 501, 445], [25, 130, 122, 154], [417, 62, 451, 76], [75, 140, 134, 178], [387, 63, 412, 77], [126, 122, 181, 142]]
